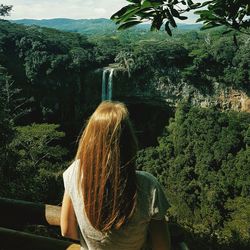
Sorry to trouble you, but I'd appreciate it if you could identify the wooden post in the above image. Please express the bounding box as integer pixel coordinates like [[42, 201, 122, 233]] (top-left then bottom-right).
[[0, 227, 80, 250]]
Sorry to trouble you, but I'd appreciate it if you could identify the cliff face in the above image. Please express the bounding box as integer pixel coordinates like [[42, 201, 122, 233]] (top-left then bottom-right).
[[217, 88, 250, 112], [111, 70, 250, 113], [153, 80, 250, 112]]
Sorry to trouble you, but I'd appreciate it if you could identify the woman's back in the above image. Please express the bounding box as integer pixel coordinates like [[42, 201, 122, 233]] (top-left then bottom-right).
[[61, 101, 170, 249], [63, 160, 169, 250]]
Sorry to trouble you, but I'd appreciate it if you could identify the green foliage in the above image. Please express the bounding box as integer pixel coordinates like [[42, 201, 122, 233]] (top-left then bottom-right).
[[111, 0, 201, 36], [111, 0, 250, 35], [137, 104, 250, 248], [0, 63, 68, 205], [90, 36, 122, 64], [0, 4, 12, 17], [195, 0, 250, 33], [0, 67, 19, 178], [181, 32, 250, 90], [3, 123, 68, 203], [0, 20, 95, 125], [222, 197, 250, 245]]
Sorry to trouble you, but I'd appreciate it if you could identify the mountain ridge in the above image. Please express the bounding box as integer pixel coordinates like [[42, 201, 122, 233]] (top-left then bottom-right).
[[11, 18, 202, 35]]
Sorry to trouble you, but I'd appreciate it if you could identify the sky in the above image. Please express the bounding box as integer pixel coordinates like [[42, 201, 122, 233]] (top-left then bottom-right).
[[4, 0, 204, 23]]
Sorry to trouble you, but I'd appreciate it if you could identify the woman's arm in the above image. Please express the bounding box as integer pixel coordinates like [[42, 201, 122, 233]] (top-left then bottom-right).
[[60, 191, 79, 240], [149, 219, 171, 250]]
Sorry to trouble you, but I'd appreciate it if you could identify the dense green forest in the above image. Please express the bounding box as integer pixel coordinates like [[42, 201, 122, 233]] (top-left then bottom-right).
[[137, 103, 250, 249], [0, 18, 250, 249]]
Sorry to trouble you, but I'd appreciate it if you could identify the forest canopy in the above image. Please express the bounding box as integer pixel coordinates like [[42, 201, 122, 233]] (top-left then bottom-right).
[[137, 103, 250, 249]]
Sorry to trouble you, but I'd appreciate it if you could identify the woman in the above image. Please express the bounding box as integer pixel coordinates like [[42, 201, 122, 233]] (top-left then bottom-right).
[[61, 101, 171, 250]]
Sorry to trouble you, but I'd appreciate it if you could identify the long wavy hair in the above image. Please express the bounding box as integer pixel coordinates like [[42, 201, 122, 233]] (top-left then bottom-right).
[[76, 101, 138, 232]]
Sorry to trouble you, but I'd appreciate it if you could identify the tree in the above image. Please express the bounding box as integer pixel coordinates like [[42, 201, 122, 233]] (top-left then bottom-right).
[[0, 4, 12, 17], [111, 0, 250, 36], [0, 67, 19, 178], [6, 123, 68, 203], [0, 69, 14, 176], [0, 66, 33, 184]]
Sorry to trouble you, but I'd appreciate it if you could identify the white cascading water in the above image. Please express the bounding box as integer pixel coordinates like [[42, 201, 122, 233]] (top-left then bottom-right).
[[107, 68, 114, 100], [102, 69, 108, 101], [102, 68, 114, 101]]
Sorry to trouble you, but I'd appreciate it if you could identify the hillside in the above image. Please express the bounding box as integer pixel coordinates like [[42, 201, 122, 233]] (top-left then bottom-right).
[[11, 18, 202, 35]]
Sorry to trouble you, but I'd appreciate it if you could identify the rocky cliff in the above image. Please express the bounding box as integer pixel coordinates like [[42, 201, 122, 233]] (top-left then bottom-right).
[[109, 69, 250, 113]]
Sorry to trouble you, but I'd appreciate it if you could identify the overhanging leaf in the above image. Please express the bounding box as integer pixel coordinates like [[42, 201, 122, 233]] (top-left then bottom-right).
[[165, 21, 172, 36], [178, 16, 188, 20], [136, 10, 155, 19], [142, 0, 162, 8], [116, 6, 142, 23], [151, 13, 163, 30], [192, 3, 201, 9], [201, 0, 213, 7], [118, 20, 142, 30], [170, 7, 180, 18], [200, 22, 221, 30], [111, 4, 136, 20], [187, 0, 194, 6], [165, 8, 177, 28]]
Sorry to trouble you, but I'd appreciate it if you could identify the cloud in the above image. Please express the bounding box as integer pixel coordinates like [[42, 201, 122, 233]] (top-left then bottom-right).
[[5, 0, 128, 19], [4, 0, 205, 22], [94, 8, 107, 16]]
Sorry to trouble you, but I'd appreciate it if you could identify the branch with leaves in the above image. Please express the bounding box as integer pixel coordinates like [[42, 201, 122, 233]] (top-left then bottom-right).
[[195, 0, 250, 35], [0, 4, 12, 17], [111, 0, 250, 36]]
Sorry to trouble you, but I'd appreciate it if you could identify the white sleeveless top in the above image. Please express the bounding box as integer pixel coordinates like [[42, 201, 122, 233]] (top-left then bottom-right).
[[63, 161, 169, 250]]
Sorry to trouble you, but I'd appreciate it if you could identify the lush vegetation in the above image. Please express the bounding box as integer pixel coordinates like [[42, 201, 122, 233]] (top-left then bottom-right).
[[0, 66, 67, 203], [112, 0, 250, 36], [0, 18, 249, 249], [0, 19, 248, 146], [137, 103, 250, 249]]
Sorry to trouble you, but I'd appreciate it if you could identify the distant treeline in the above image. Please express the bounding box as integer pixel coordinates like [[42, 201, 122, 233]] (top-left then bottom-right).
[[11, 18, 202, 35]]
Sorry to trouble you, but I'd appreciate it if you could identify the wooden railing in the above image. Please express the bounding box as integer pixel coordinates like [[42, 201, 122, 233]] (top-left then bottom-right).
[[0, 197, 80, 250], [0, 197, 189, 250]]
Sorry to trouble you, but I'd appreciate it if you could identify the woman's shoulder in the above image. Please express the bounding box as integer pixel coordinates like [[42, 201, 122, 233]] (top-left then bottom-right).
[[63, 159, 80, 176], [63, 160, 80, 192], [135, 170, 163, 193], [136, 170, 170, 220], [136, 170, 159, 185]]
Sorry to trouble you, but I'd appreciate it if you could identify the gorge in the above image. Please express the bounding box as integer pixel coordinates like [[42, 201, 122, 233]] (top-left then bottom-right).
[[1, 19, 249, 250]]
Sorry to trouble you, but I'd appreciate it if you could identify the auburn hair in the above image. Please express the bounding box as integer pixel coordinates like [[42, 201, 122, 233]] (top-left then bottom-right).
[[76, 101, 138, 232]]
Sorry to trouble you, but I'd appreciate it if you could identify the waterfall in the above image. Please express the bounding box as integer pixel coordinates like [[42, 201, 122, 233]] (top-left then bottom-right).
[[102, 68, 114, 101], [102, 69, 108, 101], [107, 69, 114, 100]]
